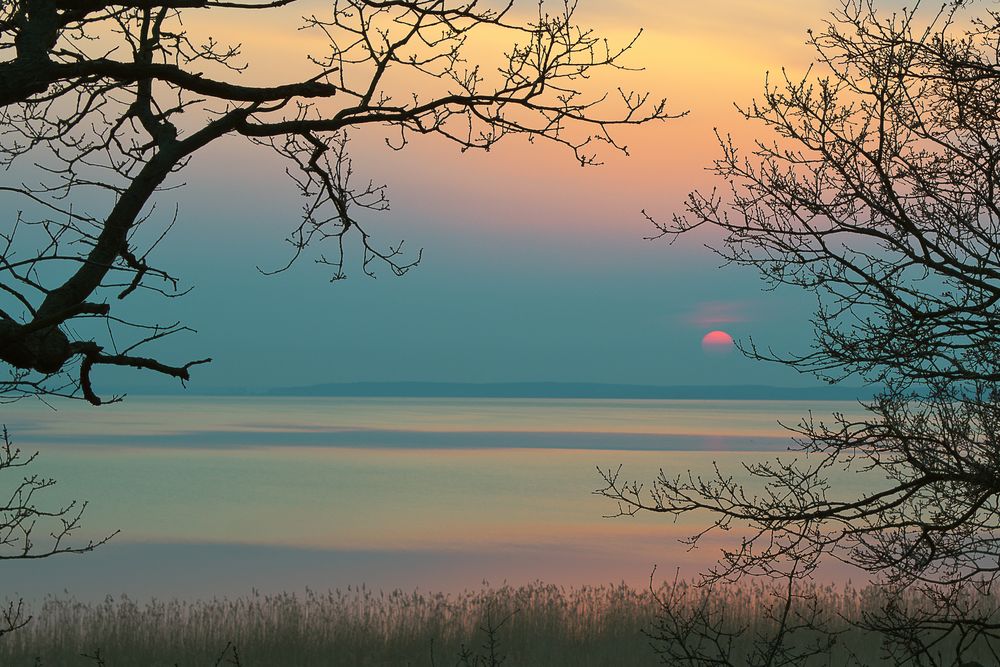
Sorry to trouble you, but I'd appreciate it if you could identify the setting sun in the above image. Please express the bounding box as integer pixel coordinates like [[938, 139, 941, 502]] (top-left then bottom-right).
[[701, 330, 735, 354]]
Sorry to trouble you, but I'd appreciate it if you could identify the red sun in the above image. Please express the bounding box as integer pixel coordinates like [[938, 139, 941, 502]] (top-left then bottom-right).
[[701, 330, 735, 354]]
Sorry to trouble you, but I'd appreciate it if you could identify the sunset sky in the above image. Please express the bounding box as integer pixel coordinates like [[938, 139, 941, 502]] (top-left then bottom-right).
[[7, 1, 935, 607], [95, 1, 856, 393]]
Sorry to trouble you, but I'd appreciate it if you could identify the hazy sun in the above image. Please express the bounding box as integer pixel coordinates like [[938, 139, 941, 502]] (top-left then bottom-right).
[[701, 330, 735, 354]]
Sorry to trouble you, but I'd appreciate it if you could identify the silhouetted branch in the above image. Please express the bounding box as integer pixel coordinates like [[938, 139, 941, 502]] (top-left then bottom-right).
[[0, 0, 677, 402], [622, 2, 1000, 663]]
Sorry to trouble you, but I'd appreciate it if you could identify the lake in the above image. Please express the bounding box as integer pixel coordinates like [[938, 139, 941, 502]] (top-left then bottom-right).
[[1, 396, 870, 601]]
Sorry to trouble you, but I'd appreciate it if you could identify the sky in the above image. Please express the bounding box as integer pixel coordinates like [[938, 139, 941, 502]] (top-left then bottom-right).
[[84, 0, 853, 393]]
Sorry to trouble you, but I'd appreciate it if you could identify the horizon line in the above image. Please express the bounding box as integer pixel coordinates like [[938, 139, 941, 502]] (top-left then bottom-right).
[[121, 380, 881, 401]]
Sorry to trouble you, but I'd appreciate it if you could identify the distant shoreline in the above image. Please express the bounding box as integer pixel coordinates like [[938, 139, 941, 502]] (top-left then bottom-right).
[[131, 381, 880, 401]]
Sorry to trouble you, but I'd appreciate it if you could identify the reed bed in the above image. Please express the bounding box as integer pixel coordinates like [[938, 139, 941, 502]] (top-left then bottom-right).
[[0, 580, 996, 665], [1, 583, 659, 666]]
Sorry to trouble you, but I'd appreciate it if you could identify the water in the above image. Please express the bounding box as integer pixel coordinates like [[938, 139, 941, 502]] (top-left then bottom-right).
[[1, 396, 869, 601]]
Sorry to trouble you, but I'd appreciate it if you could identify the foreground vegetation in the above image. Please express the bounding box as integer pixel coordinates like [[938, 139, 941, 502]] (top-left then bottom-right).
[[2, 580, 998, 665], [3, 583, 658, 666]]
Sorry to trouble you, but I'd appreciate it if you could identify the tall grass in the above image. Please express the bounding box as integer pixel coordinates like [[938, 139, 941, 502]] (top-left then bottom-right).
[[1, 583, 660, 666], [2, 580, 996, 665]]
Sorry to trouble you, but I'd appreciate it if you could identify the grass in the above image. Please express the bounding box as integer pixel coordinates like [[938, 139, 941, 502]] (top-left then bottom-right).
[[1, 582, 661, 666], [2, 580, 998, 665]]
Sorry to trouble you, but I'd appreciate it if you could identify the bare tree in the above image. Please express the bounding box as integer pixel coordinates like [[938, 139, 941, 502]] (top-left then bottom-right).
[[0, 425, 114, 638], [600, 1, 1000, 664], [0, 0, 676, 404]]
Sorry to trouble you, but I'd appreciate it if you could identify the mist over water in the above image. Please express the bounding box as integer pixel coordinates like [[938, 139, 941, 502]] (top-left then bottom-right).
[[3, 397, 869, 600]]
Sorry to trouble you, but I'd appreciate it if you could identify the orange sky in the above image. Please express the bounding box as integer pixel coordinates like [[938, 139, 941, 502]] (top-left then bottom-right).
[[174, 0, 833, 236], [57, 1, 875, 390]]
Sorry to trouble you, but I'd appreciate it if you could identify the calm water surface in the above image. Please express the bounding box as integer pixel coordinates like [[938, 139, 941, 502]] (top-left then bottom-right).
[[1, 397, 870, 600]]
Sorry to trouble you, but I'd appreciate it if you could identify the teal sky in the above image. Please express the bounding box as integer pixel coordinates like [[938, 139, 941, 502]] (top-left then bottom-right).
[[61, 0, 860, 393], [92, 137, 817, 393]]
